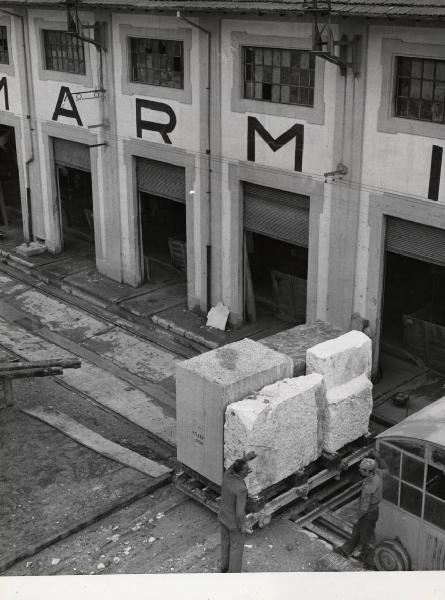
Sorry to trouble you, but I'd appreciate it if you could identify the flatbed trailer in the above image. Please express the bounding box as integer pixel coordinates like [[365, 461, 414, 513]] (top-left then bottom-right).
[[175, 433, 375, 532]]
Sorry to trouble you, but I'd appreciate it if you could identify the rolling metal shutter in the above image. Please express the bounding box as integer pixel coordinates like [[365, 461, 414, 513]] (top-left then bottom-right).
[[386, 217, 445, 268], [53, 138, 91, 172], [244, 183, 310, 247], [137, 158, 185, 203]]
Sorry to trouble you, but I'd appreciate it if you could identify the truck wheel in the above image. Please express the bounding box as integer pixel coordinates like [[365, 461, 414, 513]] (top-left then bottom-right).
[[374, 538, 411, 571]]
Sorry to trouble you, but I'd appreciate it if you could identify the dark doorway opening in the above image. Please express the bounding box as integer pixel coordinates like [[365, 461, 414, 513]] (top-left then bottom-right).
[[140, 192, 186, 281], [0, 125, 21, 227], [245, 231, 308, 322], [382, 251, 445, 372], [57, 165, 94, 246]]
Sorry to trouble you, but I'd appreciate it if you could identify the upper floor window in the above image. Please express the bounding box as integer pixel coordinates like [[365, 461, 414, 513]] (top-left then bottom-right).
[[395, 56, 445, 125], [129, 37, 183, 89], [43, 30, 86, 75], [243, 46, 315, 107], [0, 26, 9, 64]]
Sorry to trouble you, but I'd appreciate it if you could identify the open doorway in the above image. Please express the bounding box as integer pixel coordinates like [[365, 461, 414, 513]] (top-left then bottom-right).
[[381, 251, 445, 373], [245, 231, 308, 323], [0, 124, 21, 228], [57, 166, 94, 242], [140, 192, 186, 281]]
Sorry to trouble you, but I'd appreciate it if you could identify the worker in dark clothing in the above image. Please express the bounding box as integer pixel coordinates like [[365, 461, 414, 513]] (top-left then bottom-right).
[[336, 452, 387, 569], [218, 458, 250, 573]]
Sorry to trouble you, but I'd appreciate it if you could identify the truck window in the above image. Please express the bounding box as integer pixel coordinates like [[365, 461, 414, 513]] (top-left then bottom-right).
[[424, 464, 445, 530], [400, 483, 423, 517], [392, 439, 425, 458], [401, 454, 425, 488], [379, 442, 400, 476]]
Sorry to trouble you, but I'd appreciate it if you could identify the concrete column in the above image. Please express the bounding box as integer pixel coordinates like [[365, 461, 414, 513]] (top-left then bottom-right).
[[325, 21, 369, 330]]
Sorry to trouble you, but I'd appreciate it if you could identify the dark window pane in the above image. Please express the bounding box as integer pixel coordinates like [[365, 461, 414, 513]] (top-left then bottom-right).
[[299, 88, 309, 106], [43, 30, 85, 75], [398, 57, 411, 76], [0, 26, 9, 64], [422, 80, 434, 100], [424, 494, 445, 529], [426, 464, 445, 500], [400, 482, 422, 517], [383, 474, 399, 505], [401, 454, 425, 488], [263, 66, 272, 83], [262, 83, 272, 100], [392, 440, 425, 458], [420, 100, 433, 120], [380, 443, 401, 477], [245, 47, 254, 63], [437, 62, 445, 81], [423, 60, 435, 80], [411, 59, 422, 78], [410, 79, 421, 99], [255, 48, 262, 64], [129, 37, 183, 89]]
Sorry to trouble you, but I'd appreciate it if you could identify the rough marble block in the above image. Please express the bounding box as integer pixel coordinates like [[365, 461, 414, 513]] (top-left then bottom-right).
[[176, 338, 293, 485], [261, 321, 345, 376], [323, 374, 373, 453], [224, 374, 324, 495], [306, 330, 372, 390]]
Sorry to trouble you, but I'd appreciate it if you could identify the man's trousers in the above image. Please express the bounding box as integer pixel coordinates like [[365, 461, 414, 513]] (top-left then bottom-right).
[[220, 524, 245, 573], [341, 508, 379, 567]]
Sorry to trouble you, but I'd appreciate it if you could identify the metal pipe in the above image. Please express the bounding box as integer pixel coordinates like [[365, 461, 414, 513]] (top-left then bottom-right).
[[177, 11, 212, 311]]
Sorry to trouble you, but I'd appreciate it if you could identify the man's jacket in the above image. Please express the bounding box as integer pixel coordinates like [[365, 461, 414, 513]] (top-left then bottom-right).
[[218, 470, 248, 531], [359, 468, 383, 516]]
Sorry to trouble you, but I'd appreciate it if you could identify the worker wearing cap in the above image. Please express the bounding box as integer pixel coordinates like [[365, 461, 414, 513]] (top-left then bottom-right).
[[336, 452, 387, 568], [218, 458, 250, 573]]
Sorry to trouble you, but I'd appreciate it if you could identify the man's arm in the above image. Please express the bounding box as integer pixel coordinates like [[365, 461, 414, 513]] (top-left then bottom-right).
[[235, 486, 248, 532]]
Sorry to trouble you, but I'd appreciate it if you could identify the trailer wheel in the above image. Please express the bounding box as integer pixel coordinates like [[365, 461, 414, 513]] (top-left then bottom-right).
[[374, 538, 411, 571]]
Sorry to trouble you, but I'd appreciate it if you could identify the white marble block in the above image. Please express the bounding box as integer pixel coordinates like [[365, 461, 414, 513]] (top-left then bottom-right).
[[224, 374, 324, 495], [323, 374, 373, 453], [176, 338, 293, 485], [306, 330, 372, 390]]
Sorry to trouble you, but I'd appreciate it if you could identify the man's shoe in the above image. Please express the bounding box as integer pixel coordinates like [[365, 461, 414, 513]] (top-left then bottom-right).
[[334, 546, 351, 558]]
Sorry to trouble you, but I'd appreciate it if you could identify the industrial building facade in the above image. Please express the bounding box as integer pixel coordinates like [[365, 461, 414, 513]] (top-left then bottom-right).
[[1, 0, 445, 373]]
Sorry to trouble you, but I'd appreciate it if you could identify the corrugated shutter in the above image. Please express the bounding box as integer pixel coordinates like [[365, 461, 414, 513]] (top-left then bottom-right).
[[244, 183, 310, 247], [53, 138, 90, 172], [137, 158, 185, 203], [386, 217, 445, 267]]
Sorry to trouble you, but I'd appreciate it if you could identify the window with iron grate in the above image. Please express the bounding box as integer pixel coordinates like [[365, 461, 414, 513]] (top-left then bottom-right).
[[129, 37, 183, 89], [395, 56, 445, 124], [43, 30, 86, 75], [243, 46, 315, 107], [0, 26, 9, 64]]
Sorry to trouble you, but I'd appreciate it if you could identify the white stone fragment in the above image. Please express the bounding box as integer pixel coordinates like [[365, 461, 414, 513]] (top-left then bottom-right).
[[176, 338, 293, 485], [323, 374, 373, 453], [224, 374, 324, 495], [306, 330, 371, 390], [206, 301, 230, 331]]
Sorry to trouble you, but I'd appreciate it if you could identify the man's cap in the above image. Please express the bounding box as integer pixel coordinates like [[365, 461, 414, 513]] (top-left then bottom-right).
[[360, 458, 376, 470]]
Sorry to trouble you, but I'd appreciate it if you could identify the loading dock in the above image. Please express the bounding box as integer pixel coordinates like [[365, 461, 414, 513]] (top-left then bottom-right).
[[0, 124, 21, 228], [53, 138, 94, 249], [381, 217, 445, 373], [136, 158, 187, 283], [243, 183, 309, 323]]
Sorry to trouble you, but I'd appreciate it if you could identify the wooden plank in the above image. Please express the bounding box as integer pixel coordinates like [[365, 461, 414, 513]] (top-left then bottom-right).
[[0, 358, 81, 372], [1, 367, 64, 379], [21, 406, 172, 479]]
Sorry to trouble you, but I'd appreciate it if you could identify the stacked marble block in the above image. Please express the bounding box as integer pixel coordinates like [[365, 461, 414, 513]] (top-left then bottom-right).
[[306, 330, 373, 453], [176, 338, 293, 486], [224, 331, 373, 495]]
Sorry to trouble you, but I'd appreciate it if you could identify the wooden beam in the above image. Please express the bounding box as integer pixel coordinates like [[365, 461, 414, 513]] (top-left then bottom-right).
[[0, 358, 81, 371], [0, 367, 64, 379]]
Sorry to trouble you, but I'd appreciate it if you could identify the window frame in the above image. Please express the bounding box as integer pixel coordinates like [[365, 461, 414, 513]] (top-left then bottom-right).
[[129, 37, 184, 90], [242, 45, 315, 108], [120, 25, 192, 104], [36, 19, 92, 86], [378, 38, 445, 140], [43, 28, 86, 76], [231, 31, 325, 125]]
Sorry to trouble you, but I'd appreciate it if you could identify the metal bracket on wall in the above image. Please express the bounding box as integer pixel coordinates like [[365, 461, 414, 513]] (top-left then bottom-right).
[[71, 89, 106, 101], [88, 142, 108, 149]]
